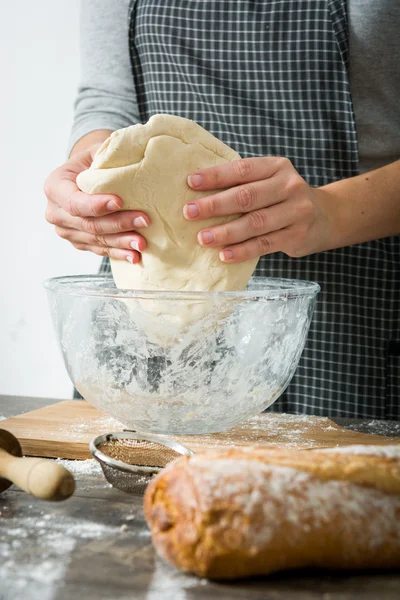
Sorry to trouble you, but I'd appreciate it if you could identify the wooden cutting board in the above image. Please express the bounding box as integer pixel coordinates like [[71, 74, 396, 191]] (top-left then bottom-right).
[[1, 401, 398, 459]]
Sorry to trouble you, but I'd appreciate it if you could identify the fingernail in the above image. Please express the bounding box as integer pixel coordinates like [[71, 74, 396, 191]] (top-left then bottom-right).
[[188, 174, 203, 188], [220, 249, 233, 261], [133, 216, 148, 228], [126, 255, 134, 263], [106, 200, 120, 211], [199, 231, 214, 245], [130, 240, 140, 251], [184, 203, 199, 219]]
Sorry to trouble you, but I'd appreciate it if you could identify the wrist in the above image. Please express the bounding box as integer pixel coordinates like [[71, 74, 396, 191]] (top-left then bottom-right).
[[312, 186, 348, 252], [316, 161, 400, 249]]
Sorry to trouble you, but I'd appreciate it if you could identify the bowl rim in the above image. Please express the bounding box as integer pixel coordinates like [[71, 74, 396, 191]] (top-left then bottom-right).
[[43, 274, 320, 300]]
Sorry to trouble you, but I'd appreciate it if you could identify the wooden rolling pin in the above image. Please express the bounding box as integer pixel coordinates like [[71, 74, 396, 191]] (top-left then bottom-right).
[[0, 429, 75, 501]]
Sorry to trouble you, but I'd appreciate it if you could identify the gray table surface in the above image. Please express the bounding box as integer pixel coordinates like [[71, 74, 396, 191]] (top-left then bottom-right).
[[0, 394, 399, 600]]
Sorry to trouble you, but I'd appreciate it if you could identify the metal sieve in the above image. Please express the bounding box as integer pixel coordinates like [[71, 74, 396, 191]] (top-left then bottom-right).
[[90, 432, 194, 494]]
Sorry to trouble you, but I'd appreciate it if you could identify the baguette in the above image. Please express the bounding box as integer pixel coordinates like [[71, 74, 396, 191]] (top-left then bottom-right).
[[144, 445, 400, 579]]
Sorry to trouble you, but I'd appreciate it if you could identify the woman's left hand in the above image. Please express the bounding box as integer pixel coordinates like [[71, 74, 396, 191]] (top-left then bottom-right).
[[183, 157, 333, 263]]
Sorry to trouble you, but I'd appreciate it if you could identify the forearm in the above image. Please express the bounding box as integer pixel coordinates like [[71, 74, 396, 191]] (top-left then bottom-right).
[[69, 130, 112, 157], [317, 160, 400, 249]]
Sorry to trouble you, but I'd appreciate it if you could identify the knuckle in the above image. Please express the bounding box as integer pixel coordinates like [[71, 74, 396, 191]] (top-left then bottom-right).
[[108, 249, 122, 261], [91, 246, 105, 257], [247, 210, 266, 232], [287, 246, 305, 258], [45, 207, 56, 224], [288, 176, 306, 196], [300, 196, 314, 216], [207, 195, 218, 216], [111, 216, 124, 234], [100, 246, 111, 257], [295, 198, 313, 221], [208, 166, 221, 185], [285, 227, 308, 257], [284, 177, 295, 194], [232, 159, 253, 180], [43, 178, 52, 199], [55, 226, 69, 240], [257, 235, 272, 255], [94, 233, 108, 247], [220, 223, 233, 243], [81, 217, 98, 235], [277, 156, 292, 170], [236, 185, 256, 211], [65, 193, 78, 217], [72, 242, 86, 251], [88, 245, 109, 257]]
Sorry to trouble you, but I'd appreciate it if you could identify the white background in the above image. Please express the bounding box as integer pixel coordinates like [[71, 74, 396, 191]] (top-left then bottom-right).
[[1, 1, 100, 400]]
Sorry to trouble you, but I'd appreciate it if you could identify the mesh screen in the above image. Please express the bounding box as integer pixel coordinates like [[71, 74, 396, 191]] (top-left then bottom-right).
[[100, 463, 152, 495], [98, 438, 182, 468]]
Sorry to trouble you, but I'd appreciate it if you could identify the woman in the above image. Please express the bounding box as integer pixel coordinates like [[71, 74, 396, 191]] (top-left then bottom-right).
[[44, 0, 400, 418]]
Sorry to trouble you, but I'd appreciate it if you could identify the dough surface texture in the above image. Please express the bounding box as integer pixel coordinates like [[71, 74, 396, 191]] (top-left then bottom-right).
[[77, 114, 258, 293]]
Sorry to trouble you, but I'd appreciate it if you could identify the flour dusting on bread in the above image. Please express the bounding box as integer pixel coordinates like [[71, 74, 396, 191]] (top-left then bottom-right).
[[322, 445, 400, 458], [144, 447, 400, 579]]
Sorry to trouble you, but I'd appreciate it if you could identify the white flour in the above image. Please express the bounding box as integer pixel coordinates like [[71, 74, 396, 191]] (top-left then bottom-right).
[[347, 419, 400, 436], [322, 445, 400, 458], [49, 415, 123, 440], [0, 512, 119, 600], [55, 457, 101, 476], [53, 458, 112, 493], [145, 558, 207, 600], [0, 507, 143, 598], [1, 513, 121, 554], [171, 413, 342, 450]]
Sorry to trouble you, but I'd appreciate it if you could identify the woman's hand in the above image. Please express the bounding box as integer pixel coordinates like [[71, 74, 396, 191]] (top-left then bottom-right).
[[44, 144, 150, 263], [183, 157, 334, 263]]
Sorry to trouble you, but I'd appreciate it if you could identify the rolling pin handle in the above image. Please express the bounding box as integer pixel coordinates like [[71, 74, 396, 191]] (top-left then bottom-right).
[[0, 450, 75, 501]]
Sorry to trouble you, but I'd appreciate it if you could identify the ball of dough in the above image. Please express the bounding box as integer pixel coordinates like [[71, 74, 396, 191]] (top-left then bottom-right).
[[77, 114, 258, 342], [77, 114, 257, 293]]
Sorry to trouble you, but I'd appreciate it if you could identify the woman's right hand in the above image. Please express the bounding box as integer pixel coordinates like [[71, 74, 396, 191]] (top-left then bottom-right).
[[44, 144, 150, 263]]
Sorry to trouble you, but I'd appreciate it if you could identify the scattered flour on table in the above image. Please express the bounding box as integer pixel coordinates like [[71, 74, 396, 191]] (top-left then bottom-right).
[[55, 458, 101, 476], [145, 558, 208, 600], [0, 415, 6, 421], [322, 445, 400, 458], [347, 419, 400, 436], [0, 512, 121, 593], [0, 506, 148, 596], [52, 412, 332, 451], [171, 413, 340, 450], [51, 416, 123, 440], [0, 452, 145, 593], [1, 513, 121, 549]]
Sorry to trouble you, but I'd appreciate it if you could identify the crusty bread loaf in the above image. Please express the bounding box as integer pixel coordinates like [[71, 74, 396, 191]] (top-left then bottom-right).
[[144, 445, 400, 579]]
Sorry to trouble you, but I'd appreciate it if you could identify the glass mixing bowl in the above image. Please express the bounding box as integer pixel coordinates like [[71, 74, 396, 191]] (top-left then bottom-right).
[[44, 275, 320, 434]]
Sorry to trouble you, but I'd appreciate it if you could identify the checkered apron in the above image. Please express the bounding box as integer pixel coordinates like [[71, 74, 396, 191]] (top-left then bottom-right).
[[99, 0, 399, 418]]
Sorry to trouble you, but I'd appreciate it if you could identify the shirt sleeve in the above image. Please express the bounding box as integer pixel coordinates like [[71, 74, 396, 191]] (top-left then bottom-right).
[[68, 0, 140, 154]]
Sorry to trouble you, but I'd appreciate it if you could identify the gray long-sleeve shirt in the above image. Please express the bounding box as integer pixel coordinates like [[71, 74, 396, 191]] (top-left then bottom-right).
[[69, 0, 400, 174]]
